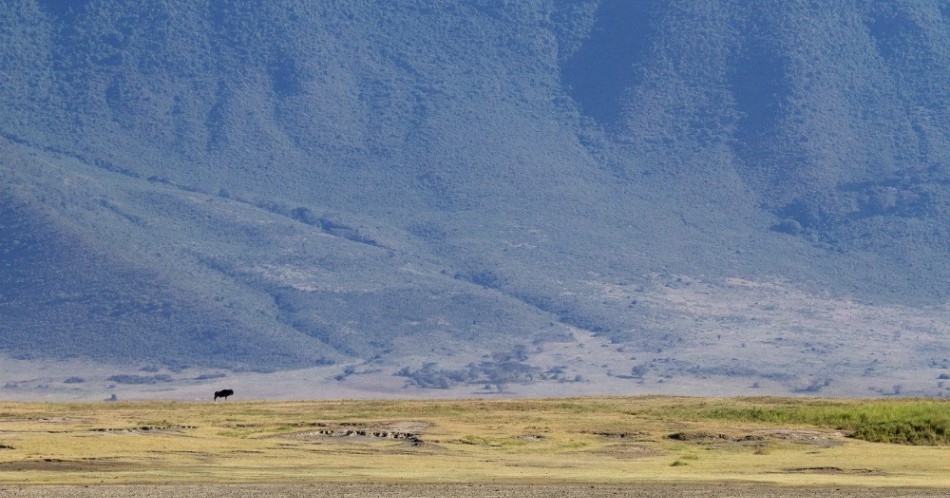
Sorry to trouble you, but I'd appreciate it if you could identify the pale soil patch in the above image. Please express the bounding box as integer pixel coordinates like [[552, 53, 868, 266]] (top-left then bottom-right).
[[3, 272, 950, 404], [755, 429, 850, 446], [590, 443, 665, 459], [633, 275, 950, 397], [1, 484, 948, 498]]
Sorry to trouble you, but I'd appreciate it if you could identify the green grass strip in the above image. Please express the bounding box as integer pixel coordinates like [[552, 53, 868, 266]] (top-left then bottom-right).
[[692, 399, 949, 445]]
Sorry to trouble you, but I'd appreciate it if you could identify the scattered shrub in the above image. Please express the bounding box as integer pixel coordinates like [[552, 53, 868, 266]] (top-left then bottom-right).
[[107, 374, 172, 385], [193, 373, 226, 381], [772, 218, 802, 235]]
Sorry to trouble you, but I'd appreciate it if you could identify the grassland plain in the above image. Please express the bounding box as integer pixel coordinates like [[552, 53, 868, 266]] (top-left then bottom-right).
[[0, 396, 947, 497]]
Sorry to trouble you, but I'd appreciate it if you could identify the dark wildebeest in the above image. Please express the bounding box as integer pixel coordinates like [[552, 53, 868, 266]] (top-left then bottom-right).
[[213, 389, 234, 401]]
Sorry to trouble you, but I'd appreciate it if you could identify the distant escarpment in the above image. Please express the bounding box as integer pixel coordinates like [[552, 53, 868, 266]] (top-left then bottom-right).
[[0, 1, 946, 388]]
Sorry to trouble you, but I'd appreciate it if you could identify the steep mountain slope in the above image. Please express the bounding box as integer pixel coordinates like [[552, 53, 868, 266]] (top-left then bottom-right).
[[566, 0, 949, 294], [0, 0, 947, 395]]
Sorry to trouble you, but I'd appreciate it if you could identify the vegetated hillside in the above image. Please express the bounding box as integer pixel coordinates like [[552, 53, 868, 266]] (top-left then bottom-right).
[[0, 1, 947, 392], [565, 0, 949, 273]]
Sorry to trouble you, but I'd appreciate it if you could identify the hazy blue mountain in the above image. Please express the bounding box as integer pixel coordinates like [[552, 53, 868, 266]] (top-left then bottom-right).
[[1, 1, 947, 394]]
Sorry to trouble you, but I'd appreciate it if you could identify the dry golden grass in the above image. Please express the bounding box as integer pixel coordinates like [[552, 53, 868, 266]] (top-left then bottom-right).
[[0, 397, 947, 487]]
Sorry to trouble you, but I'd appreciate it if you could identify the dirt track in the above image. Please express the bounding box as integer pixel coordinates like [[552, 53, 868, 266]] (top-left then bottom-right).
[[1, 484, 947, 497]]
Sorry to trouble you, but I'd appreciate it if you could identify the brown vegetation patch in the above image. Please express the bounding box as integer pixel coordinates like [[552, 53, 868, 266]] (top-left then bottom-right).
[[668, 429, 846, 447], [592, 443, 664, 460], [0, 416, 91, 424], [781, 466, 885, 476], [277, 421, 430, 446], [0, 458, 135, 472], [502, 460, 580, 469], [585, 430, 648, 440], [667, 431, 733, 441], [88, 425, 196, 434]]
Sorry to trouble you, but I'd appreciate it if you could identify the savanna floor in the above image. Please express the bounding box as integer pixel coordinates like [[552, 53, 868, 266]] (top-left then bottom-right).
[[0, 397, 947, 495], [2, 484, 950, 498]]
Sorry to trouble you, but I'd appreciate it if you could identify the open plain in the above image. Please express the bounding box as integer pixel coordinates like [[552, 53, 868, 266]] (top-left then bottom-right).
[[0, 397, 947, 496], [2, 483, 950, 498]]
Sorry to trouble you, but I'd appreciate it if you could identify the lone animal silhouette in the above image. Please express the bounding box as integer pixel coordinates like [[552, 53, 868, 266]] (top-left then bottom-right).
[[213, 389, 234, 401]]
